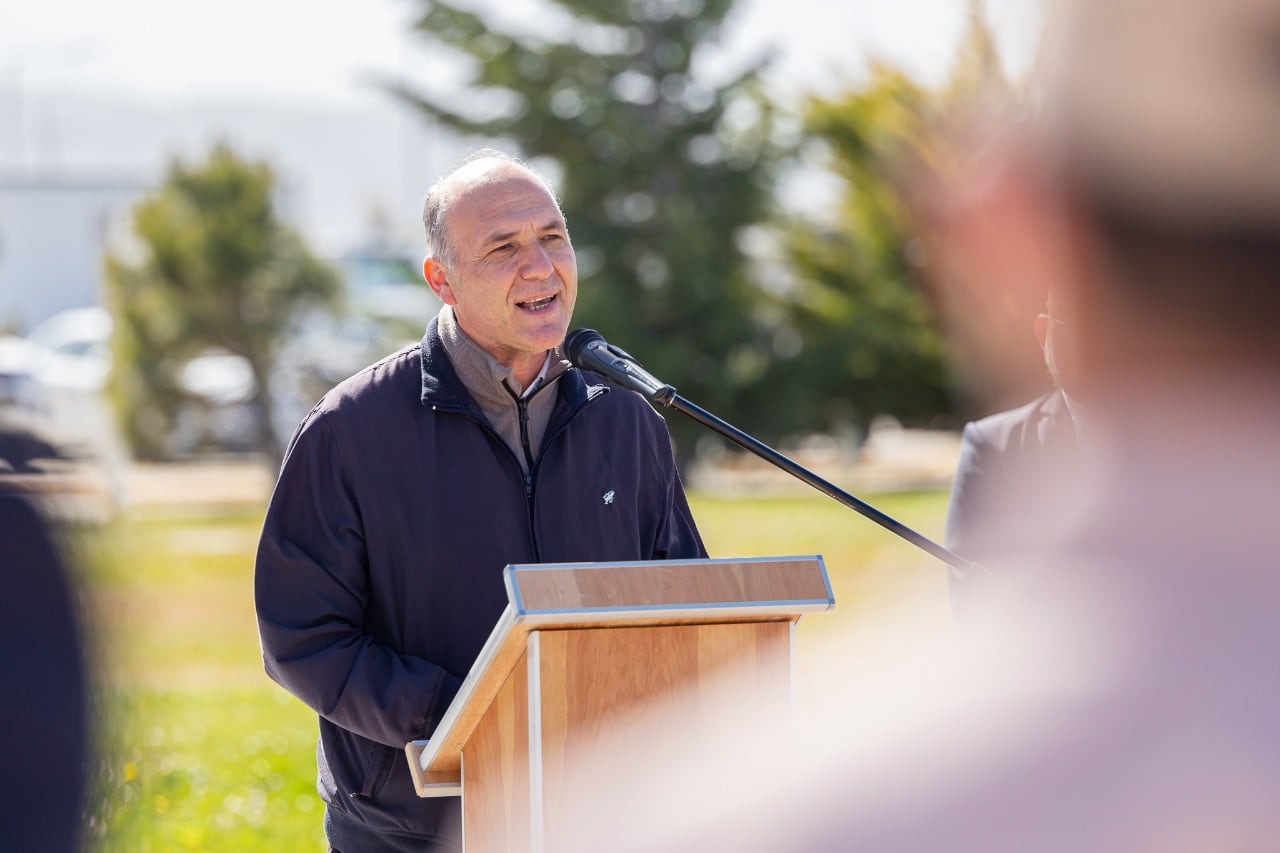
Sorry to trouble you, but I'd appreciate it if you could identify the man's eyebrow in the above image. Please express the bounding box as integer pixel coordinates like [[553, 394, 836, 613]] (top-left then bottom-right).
[[481, 220, 566, 247], [482, 229, 519, 247]]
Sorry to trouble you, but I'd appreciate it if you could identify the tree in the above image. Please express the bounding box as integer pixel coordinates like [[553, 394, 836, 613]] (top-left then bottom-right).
[[388, 0, 778, 466], [753, 1, 1026, 442], [104, 143, 340, 461]]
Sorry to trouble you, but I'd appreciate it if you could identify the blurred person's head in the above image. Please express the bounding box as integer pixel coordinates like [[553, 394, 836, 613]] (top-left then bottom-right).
[[912, 0, 1280, 410], [420, 150, 577, 387]]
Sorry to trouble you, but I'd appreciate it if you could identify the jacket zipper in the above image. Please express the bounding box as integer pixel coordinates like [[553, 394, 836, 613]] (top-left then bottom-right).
[[516, 397, 536, 482], [522, 383, 610, 550], [430, 375, 606, 564], [514, 395, 539, 560]]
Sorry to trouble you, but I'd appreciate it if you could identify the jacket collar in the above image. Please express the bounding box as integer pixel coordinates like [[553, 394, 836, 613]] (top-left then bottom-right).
[[1037, 389, 1080, 449], [419, 316, 606, 415]]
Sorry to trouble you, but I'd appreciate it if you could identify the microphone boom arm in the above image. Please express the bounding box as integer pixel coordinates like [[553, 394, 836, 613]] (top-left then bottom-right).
[[659, 392, 986, 579], [563, 326, 985, 578]]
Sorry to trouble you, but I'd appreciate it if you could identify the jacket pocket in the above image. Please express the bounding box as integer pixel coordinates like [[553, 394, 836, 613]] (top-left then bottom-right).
[[351, 743, 396, 800]]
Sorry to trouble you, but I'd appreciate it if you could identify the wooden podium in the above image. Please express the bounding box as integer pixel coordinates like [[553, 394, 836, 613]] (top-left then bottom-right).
[[404, 555, 832, 851]]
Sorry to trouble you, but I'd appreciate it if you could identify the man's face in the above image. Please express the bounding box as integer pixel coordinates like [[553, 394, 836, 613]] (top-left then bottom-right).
[[424, 162, 577, 382]]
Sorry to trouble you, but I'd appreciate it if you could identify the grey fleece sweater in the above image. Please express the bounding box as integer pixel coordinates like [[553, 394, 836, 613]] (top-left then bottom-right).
[[435, 305, 570, 471]]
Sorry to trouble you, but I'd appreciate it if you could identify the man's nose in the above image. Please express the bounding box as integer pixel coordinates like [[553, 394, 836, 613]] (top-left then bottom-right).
[[520, 244, 553, 280]]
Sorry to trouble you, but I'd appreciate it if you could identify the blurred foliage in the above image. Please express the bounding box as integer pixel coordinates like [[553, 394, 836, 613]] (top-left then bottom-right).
[[85, 687, 322, 851], [72, 504, 324, 850], [390, 0, 779, 465], [748, 1, 1019, 441], [103, 144, 340, 463]]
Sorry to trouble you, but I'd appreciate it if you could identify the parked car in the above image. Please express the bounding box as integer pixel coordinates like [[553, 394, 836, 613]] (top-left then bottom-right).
[[0, 307, 261, 460], [0, 308, 115, 460], [2, 252, 438, 462]]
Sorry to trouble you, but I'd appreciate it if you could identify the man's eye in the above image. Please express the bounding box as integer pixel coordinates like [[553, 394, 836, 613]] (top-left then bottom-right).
[[542, 234, 565, 244]]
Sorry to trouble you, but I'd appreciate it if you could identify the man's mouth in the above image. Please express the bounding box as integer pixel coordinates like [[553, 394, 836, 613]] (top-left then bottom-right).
[[517, 294, 557, 313]]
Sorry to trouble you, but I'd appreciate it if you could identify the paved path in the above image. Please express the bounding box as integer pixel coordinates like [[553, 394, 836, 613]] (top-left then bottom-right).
[[16, 422, 962, 521]]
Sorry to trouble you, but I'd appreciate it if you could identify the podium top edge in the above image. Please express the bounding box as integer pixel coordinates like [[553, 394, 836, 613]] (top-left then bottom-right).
[[504, 555, 825, 574], [504, 555, 832, 615]]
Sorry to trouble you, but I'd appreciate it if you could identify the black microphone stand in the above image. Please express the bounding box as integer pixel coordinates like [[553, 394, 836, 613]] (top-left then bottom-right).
[[647, 385, 988, 579]]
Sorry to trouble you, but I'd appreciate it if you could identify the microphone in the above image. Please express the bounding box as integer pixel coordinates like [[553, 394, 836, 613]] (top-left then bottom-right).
[[562, 327, 988, 579], [564, 328, 677, 405]]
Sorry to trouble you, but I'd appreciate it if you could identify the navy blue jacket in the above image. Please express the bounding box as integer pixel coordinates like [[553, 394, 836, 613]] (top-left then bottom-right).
[[255, 319, 706, 843]]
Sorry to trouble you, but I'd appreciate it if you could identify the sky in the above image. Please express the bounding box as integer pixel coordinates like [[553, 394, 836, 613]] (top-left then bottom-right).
[[2, 0, 1042, 252], [5, 0, 1040, 103]]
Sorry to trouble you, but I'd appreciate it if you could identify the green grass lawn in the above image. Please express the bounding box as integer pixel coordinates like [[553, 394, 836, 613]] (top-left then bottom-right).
[[74, 488, 951, 850]]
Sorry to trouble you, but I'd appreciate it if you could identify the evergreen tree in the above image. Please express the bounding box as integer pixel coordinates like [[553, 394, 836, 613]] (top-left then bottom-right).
[[389, 0, 778, 465], [756, 1, 1023, 442], [104, 143, 340, 461]]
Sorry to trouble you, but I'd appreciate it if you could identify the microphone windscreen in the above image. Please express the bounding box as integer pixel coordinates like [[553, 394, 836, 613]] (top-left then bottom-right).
[[565, 328, 605, 368]]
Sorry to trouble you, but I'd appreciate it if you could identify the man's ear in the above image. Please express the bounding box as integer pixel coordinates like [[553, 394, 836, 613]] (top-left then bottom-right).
[[1034, 313, 1051, 351], [423, 258, 457, 305]]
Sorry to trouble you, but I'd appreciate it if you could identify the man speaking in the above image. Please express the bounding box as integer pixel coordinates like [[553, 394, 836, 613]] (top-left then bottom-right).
[[255, 150, 705, 852]]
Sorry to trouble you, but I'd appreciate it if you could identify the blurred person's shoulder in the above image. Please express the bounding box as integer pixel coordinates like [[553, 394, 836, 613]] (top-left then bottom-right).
[[964, 391, 1070, 455]]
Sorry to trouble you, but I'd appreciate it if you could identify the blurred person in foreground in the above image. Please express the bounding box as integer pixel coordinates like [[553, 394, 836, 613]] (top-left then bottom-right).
[[0, 484, 87, 851], [254, 150, 705, 851], [554, 0, 1280, 848]]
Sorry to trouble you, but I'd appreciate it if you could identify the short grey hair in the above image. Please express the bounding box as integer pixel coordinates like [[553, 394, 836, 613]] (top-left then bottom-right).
[[421, 148, 559, 268]]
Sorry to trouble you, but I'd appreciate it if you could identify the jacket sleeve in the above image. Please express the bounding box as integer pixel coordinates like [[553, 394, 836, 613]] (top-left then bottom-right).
[[944, 421, 987, 614], [945, 420, 987, 557], [254, 414, 460, 749]]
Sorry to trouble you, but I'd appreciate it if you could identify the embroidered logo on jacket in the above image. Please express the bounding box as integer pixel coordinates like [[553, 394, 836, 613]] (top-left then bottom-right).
[[602, 490, 616, 506]]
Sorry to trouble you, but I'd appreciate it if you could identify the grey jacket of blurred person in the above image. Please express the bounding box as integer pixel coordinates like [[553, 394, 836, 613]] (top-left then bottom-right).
[[945, 390, 1078, 608]]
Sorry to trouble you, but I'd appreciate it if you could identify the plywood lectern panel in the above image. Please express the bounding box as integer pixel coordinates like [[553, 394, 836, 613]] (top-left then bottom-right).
[[407, 553, 831, 840], [536, 622, 792, 849], [462, 649, 531, 853]]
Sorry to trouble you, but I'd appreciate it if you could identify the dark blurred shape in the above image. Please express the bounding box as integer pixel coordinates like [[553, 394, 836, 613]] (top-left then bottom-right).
[[0, 422, 66, 474], [0, 487, 87, 851]]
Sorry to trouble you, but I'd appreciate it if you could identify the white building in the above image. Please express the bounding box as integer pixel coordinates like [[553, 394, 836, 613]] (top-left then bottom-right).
[[0, 173, 147, 333]]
